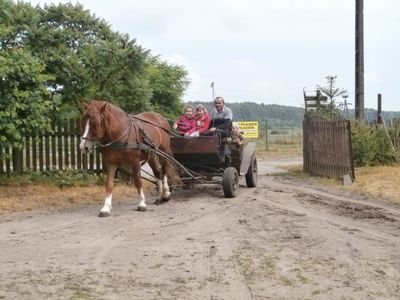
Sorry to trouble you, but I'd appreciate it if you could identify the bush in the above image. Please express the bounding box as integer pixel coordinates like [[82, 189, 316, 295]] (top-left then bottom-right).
[[351, 121, 398, 166], [0, 169, 103, 189]]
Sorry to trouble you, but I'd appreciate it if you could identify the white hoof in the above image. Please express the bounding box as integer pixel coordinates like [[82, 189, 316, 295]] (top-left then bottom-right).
[[163, 190, 171, 199], [99, 211, 111, 217], [161, 195, 171, 202], [137, 205, 147, 212]]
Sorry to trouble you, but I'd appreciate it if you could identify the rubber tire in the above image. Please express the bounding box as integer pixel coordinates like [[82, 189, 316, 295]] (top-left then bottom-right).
[[222, 167, 239, 198], [245, 156, 258, 188]]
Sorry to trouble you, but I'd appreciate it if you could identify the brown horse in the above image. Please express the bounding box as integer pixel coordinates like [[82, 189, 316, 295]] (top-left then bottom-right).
[[80, 100, 174, 217]]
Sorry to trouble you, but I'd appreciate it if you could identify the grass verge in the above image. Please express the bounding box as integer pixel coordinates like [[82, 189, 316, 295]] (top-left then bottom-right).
[[282, 164, 400, 204], [0, 170, 153, 214], [348, 165, 400, 204]]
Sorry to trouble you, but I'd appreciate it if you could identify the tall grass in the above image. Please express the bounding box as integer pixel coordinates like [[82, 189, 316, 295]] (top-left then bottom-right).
[[254, 129, 303, 155]]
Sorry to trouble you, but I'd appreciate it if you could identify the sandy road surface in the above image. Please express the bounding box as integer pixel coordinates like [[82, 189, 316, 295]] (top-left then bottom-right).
[[0, 158, 400, 299]]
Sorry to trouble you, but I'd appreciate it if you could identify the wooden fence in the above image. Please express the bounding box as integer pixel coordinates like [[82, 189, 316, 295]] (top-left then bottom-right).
[[388, 118, 400, 149], [0, 118, 102, 175], [303, 115, 355, 180]]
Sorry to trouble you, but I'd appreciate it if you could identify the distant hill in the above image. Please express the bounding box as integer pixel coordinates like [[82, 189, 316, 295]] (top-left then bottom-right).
[[187, 101, 305, 129], [348, 109, 400, 124], [187, 102, 400, 130]]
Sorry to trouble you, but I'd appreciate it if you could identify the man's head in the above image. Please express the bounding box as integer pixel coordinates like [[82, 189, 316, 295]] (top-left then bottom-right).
[[214, 96, 225, 111]]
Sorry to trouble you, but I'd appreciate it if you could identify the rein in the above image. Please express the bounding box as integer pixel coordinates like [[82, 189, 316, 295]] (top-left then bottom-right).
[[95, 114, 134, 149], [131, 115, 184, 137], [84, 110, 176, 152], [92, 113, 160, 154], [131, 115, 173, 135]]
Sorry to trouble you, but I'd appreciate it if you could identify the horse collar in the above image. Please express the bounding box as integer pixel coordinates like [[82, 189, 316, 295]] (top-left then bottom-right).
[[95, 116, 133, 149]]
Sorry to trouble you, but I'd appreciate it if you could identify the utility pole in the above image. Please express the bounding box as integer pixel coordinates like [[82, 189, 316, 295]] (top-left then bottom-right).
[[355, 0, 365, 121], [342, 93, 350, 119], [210, 82, 215, 101], [377, 93, 383, 124]]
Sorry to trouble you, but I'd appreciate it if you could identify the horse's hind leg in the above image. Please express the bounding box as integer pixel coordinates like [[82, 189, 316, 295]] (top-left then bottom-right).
[[99, 164, 117, 217], [159, 150, 172, 201], [132, 162, 147, 211], [148, 154, 165, 203], [161, 172, 171, 201]]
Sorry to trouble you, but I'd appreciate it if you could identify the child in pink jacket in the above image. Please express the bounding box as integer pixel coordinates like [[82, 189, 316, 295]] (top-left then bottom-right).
[[173, 106, 196, 136], [187, 104, 211, 137]]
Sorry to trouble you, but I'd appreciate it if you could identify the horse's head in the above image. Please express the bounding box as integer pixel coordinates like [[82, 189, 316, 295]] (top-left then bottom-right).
[[79, 101, 109, 153]]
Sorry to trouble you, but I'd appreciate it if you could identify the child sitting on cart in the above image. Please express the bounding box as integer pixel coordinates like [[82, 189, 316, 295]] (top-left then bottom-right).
[[172, 106, 196, 136], [227, 122, 244, 146], [186, 104, 211, 137]]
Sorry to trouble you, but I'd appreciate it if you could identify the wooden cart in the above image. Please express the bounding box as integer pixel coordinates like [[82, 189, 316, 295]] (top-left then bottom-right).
[[170, 135, 257, 198]]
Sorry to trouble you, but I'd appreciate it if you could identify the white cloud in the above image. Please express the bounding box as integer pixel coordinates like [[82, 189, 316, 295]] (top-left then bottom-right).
[[28, 0, 400, 110]]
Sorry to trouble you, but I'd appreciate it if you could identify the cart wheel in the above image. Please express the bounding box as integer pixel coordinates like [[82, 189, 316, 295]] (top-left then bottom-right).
[[245, 156, 258, 188], [222, 167, 239, 198]]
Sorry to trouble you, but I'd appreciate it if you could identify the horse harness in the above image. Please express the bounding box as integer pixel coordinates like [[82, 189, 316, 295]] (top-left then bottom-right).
[[95, 113, 161, 153]]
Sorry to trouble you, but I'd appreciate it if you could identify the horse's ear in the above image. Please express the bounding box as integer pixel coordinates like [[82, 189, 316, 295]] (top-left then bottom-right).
[[78, 99, 89, 110], [100, 102, 109, 114]]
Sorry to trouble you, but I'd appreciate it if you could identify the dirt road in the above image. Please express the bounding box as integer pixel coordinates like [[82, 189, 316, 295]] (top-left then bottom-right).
[[1, 158, 400, 299]]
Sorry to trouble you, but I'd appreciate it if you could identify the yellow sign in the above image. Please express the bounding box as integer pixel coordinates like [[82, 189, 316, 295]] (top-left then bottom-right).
[[237, 121, 259, 138]]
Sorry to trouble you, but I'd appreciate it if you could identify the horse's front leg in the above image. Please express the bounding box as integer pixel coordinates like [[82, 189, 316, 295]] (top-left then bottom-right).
[[132, 166, 147, 211], [99, 165, 117, 217]]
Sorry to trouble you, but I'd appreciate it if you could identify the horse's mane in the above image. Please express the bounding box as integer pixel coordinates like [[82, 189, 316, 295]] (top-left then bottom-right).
[[100, 101, 128, 138], [84, 100, 128, 140]]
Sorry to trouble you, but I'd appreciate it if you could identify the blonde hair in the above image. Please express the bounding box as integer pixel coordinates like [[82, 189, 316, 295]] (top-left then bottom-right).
[[232, 122, 240, 129], [196, 104, 207, 113]]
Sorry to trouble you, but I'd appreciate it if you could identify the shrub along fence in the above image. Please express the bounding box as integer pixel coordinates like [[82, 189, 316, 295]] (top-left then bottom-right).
[[303, 114, 355, 180], [0, 119, 102, 175], [388, 118, 400, 150]]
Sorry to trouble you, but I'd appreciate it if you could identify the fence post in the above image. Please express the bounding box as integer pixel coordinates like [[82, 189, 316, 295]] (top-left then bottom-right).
[[265, 120, 268, 150], [291, 126, 294, 144]]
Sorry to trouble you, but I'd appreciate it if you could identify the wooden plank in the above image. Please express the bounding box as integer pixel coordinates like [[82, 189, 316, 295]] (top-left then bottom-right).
[[82, 153, 88, 170], [70, 119, 76, 169], [96, 149, 101, 173], [32, 137, 37, 171], [45, 131, 50, 171], [76, 119, 82, 169], [0, 145, 3, 174], [58, 120, 63, 170], [5, 147, 10, 174], [38, 134, 44, 171], [51, 122, 56, 169], [171, 136, 220, 154], [89, 152, 94, 172], [64, 119, 69, 168], [12, 148, 23, 174], [25, 136, 31, 170]]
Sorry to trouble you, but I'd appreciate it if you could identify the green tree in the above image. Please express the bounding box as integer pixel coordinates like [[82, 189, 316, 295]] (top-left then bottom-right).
[[0, 0, 190, 152], [316, 75, 348, 115], [29, 2, 189, 116], [30, 3, 152, 113], [0, 48, 54, 151], [146, 58, 190, 119]]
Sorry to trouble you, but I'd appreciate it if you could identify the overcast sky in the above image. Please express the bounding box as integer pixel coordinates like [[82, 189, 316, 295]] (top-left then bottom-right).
[[30, 0, 400, 111]]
